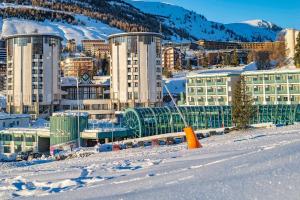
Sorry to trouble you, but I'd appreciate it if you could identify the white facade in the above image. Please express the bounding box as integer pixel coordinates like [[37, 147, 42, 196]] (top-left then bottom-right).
[[5, 34, 62, 118], [109, 32, 163, 110], [285, 29, 300, 61]]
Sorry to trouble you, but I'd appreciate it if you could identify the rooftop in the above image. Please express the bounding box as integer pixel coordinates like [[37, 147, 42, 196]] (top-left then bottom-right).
[[4, 33, 63, 40], [108, 32, 163, 39], [0, 112, 30, 120]]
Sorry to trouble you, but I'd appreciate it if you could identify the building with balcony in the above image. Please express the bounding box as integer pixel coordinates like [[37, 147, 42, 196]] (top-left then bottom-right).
[[0, 39, 6, 92], [60, 76, 114, 119], [109, 32, 163, 111], [197, 39, 285, 52], [61, 56, 95, 78], [186, 71, 240, 106], [243, 70, 300, 105], [5, 34, 62, 118], [81, 39, 110, 58], [65, 39, 77, 53], [162, 47, 183, 70]]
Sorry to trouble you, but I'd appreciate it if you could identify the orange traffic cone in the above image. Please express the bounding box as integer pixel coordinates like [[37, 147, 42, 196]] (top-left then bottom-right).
[[184, 127, 202, 149]]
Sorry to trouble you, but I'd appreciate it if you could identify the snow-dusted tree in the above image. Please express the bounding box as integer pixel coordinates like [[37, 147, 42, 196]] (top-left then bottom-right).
[[232, 76, 255, 129]]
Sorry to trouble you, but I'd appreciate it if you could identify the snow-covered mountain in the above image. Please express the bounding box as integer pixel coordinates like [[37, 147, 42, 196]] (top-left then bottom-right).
[[0, 0, 283, 43], [126, 0, 283, 42]]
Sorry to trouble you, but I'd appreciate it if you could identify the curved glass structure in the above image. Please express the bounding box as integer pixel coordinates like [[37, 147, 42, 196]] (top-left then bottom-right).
[[124, 106, 232, 138], [124, 105, 300, 138]]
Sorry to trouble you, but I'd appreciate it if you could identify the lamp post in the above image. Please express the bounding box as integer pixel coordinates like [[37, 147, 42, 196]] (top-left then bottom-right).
[[76, 75, 80, 148]]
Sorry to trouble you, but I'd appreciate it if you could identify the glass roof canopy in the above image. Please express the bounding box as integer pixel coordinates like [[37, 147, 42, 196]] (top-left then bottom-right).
[[123, 106, 232, 138], [123, 105, 300, 138]]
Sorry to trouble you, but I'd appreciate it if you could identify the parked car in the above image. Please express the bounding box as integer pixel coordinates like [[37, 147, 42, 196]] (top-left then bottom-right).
[[16, 151, 43, 161], [144, 141, 152, 147], [166, 137, 175, 145], [174, 137, 183, 144], [16, 151, 29, 161]]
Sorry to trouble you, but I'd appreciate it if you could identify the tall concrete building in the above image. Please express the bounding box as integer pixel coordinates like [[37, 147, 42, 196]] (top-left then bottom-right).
[[285, 29, 300, 62], [0, 39, 7, 92], [5, 34, 62, 118], [109, 32, 163, 110]]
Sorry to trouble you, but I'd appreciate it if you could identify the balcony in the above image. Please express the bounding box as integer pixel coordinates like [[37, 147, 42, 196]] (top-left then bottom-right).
[[277, 90, 288, 95]]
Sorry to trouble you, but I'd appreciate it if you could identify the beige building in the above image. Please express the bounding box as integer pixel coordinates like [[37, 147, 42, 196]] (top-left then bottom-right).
[[109, 32, 163, 110], [82, 39, 110, 58], [285, 29, 300, 62], [162, 47, 182, 70], [66, 39, 77, 53], [5, 34, 62, 118], [61, 57, 94, 78]]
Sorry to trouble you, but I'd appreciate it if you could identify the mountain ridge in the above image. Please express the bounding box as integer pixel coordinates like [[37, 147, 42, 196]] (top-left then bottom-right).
[[0, 0, 284, 43]]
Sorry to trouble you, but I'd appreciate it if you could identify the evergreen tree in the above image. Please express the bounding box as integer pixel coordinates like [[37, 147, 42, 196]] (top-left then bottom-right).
[[294, 32, 300, 68], [202, 56, 209, 68], [223, 53, 231, 66], [232, 49, 239, 66], [232, 76, 255, 129]]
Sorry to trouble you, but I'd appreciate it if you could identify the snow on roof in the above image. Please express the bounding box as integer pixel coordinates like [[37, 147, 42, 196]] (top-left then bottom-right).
[[187, 62, 257, 78], [61, 76, 110, 87], [52, 112, 89, 117], [0, 112, 30, 120]]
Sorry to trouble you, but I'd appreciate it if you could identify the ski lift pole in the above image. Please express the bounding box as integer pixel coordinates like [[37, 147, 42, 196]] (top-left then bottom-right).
[[164, 84, 202, 149]]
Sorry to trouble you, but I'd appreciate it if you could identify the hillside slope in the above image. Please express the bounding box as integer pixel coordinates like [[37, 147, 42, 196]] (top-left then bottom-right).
[[0, 0, 283, 43], [126, 0, 282, 42]]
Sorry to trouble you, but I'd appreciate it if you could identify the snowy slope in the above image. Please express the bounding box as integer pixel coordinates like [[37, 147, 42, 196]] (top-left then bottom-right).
[[0, 1, 282, 43], [1, 125, 300, 199], [0, 14, 123, 44], [126, 0, 282, 42]]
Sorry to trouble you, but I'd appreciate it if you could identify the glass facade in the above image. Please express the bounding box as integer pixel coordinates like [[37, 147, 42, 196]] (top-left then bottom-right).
[[123, 105, 300, 138]]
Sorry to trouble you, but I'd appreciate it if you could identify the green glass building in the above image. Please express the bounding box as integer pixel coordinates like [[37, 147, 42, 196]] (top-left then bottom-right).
[[123, 105, 300, 138]]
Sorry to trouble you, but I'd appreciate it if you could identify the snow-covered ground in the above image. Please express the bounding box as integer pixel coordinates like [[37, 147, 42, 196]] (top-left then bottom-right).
[[1, 124, 300, 199]]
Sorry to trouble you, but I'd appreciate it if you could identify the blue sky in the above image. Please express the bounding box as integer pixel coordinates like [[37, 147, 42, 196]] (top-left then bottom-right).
[[141, 0, 300, 28]]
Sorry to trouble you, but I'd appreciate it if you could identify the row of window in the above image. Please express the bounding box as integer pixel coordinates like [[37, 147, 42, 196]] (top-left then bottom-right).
[[188, 77, 228, 84], [247, 74, 300, 82], [127, 92, 162, 100]]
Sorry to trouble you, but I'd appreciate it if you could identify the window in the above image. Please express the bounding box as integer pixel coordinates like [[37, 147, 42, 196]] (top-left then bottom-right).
[[134, 75, 138, 80], [127, 60, 131, 65], [134, 82, 138, 87], [128, 75, 131, 80], [128, 68, 131, 73], [128, 92, 132, 99], [128, 83, 132, 88]]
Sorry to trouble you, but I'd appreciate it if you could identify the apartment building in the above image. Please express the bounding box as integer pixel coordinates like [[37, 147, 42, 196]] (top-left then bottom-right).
[[81, 39, 110, 58], [186, 71, 241, 106], [162, 47, 183, 70], [197, 39, 285, 51], [61, 56, 94, 78], [109, 32, 163, 111], [243, 70, 300, 105], [5, 34, 62, 118], [65, 39, 77, 53]]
